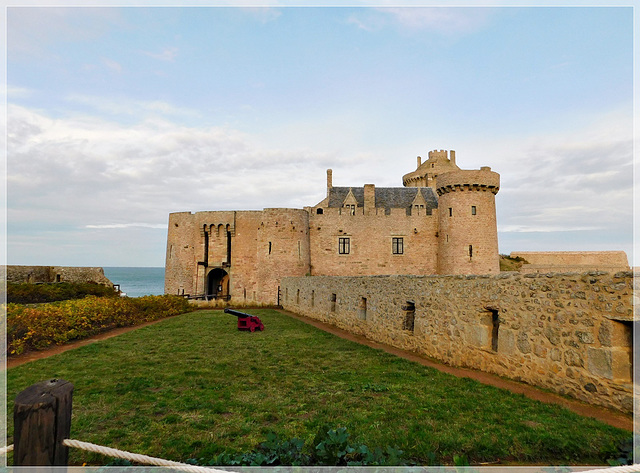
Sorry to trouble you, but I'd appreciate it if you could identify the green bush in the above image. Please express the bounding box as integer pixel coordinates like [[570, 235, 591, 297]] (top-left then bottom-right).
[[7, 295, 192, 355], [7, 281, 119, 304], [185, 426, 412, 466]]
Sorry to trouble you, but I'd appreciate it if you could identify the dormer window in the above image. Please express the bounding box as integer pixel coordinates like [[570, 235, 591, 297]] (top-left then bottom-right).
[[344, 204, 356, 215]]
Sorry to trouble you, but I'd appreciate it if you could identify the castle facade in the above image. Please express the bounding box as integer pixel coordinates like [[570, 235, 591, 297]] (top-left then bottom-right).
[[164, 149, 500, 303]]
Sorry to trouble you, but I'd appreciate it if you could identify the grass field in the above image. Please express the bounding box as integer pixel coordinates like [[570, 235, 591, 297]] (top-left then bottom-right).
[[6, 309, 630, 466]]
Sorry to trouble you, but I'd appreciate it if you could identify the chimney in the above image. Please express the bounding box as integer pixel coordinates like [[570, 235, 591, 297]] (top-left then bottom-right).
[[450, 150, 456, 166], [326, 169, 333, 195], [417, 156, 422, 168], [364, 184, 375, 215]]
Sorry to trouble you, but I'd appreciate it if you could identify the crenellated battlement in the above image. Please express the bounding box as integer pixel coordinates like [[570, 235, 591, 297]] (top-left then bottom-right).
[[427, 149, 450, 161], [435, 169, 500, 196]]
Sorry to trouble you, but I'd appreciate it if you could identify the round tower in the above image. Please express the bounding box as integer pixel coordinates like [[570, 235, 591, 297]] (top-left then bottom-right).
[[436, 166, 500, 275]]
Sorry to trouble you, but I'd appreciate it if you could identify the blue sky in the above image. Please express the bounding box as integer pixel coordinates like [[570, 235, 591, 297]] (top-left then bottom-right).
[[5, 3, 636, 267]]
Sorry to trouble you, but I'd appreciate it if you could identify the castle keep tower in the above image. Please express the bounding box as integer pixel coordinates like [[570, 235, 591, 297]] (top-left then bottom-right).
[[402, 149, 461, 188], [436, 166, 500, 275]]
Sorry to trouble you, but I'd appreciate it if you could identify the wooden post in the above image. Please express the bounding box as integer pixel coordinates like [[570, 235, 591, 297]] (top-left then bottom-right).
[[13, 379, 74, 466]]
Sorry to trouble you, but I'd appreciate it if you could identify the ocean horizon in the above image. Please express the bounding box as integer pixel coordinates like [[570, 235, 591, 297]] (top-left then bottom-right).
[[103, 267, 165, 298]]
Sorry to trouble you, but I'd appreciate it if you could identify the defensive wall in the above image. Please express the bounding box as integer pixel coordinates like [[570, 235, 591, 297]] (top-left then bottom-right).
[[5, 266, 113, 286], [281, 270, 636, 413], [511, 251, 630, 274]]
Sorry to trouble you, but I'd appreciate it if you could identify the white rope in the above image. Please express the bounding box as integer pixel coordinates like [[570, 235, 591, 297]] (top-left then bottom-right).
[[0, 444, 13, 455], [62, 439, 230, 473]]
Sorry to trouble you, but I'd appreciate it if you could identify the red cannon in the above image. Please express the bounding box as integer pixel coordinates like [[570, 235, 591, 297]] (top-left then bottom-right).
[[224, 308, 265, 332]]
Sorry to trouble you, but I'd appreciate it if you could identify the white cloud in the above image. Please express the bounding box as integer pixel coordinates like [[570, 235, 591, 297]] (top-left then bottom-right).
[[141, 46, 178, 62], [8, 7, 124, 59], [240, 7, 282, 23], [64, 94, 202, 120], [86, 223, 167, 229], [102, 58, 123, 73], [348, 7, 493, 35], [7, 103, 332, 235], [499, 224, 603, 233]]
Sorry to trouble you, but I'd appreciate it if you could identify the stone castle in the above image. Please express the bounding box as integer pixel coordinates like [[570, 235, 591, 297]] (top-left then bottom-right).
[[164, 148, 634, 412], [164, 149, 501, 302]]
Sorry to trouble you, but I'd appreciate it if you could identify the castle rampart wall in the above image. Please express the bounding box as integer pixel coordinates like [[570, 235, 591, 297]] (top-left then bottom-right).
[[6, 266, 113, 286], [281, 271, 635, 413], [309, 206, 439, 276], [512, 251, 630, 274]]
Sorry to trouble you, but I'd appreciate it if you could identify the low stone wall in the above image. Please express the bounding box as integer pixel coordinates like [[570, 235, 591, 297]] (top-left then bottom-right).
[[511, 251, 630, 274], [6, 266, 113, 286], [281, 271, 635, 413]]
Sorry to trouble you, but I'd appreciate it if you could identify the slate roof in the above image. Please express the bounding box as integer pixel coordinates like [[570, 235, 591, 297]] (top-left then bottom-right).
[[326, 187, 438, 212]]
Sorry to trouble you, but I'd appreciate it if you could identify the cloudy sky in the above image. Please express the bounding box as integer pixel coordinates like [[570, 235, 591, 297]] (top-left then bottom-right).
[[5, 2, 636, 268]]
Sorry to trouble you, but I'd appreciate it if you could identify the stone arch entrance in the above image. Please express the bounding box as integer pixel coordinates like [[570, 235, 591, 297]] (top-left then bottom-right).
[[207, 268, 229, 300]]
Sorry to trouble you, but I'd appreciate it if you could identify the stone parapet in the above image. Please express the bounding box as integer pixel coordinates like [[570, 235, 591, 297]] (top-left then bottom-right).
[[5, 266, 113, 286], [512, 251, 630, 272], [436, 168, 500, 195], [281, 271, 635, 413]]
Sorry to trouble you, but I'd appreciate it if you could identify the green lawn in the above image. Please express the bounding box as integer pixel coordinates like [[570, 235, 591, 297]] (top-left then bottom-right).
[[6, 309, 630, 466]]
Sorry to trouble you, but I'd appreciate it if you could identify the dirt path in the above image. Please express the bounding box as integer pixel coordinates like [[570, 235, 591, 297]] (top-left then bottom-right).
[[7, 309, 633, 431], [279, 310, 634, 432]]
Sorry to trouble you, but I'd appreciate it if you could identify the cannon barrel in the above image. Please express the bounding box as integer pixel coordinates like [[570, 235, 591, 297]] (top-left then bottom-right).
[[224, 308, 253, 318]]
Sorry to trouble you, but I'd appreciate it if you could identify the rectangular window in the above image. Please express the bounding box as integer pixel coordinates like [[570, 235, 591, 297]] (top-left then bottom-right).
[[392, 237, 404, 255], [358, 297, 367, 320], [338, 237, 350, 254], [471, 206, 477, 215], [449, 207, 452, 217]]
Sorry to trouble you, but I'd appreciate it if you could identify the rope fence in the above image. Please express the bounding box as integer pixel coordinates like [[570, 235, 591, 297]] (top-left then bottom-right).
[[1, 438, 639, 472], [63, 439, 228, 473]]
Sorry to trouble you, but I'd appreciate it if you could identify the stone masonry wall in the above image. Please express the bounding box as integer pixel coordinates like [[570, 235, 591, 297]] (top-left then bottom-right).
[[165, 209, 311, 304], [6, 266, 113, 286], [511, 251, 630, 274], [281, 271, 635, 413], [308, 207, 439, 276]]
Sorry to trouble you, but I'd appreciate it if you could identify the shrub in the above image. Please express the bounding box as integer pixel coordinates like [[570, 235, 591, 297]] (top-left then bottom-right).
[[7, 295, 193, 355], [7, 281, 119, 304], [185, 426, 412, 466]]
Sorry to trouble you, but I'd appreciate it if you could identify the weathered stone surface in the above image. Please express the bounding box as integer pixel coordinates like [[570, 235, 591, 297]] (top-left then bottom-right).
[[533, 344, 547, 358], [584, 383, 597, 393], [517, 333, 531, 354], [587, 348, 612, 379], [564, 349, 584, 367], [544, 327, 561, 346], [575, 331, 594, 344]]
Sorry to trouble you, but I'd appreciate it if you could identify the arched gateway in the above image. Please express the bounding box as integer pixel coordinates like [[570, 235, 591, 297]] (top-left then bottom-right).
[[207, 268, 229, 300]]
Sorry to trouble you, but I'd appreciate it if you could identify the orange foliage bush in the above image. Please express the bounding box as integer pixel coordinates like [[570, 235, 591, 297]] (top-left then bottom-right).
[[7, 295, 192, 355]]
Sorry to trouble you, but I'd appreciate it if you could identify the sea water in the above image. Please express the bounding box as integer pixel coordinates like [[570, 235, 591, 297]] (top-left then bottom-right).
[[103, 267, 165, 298]]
